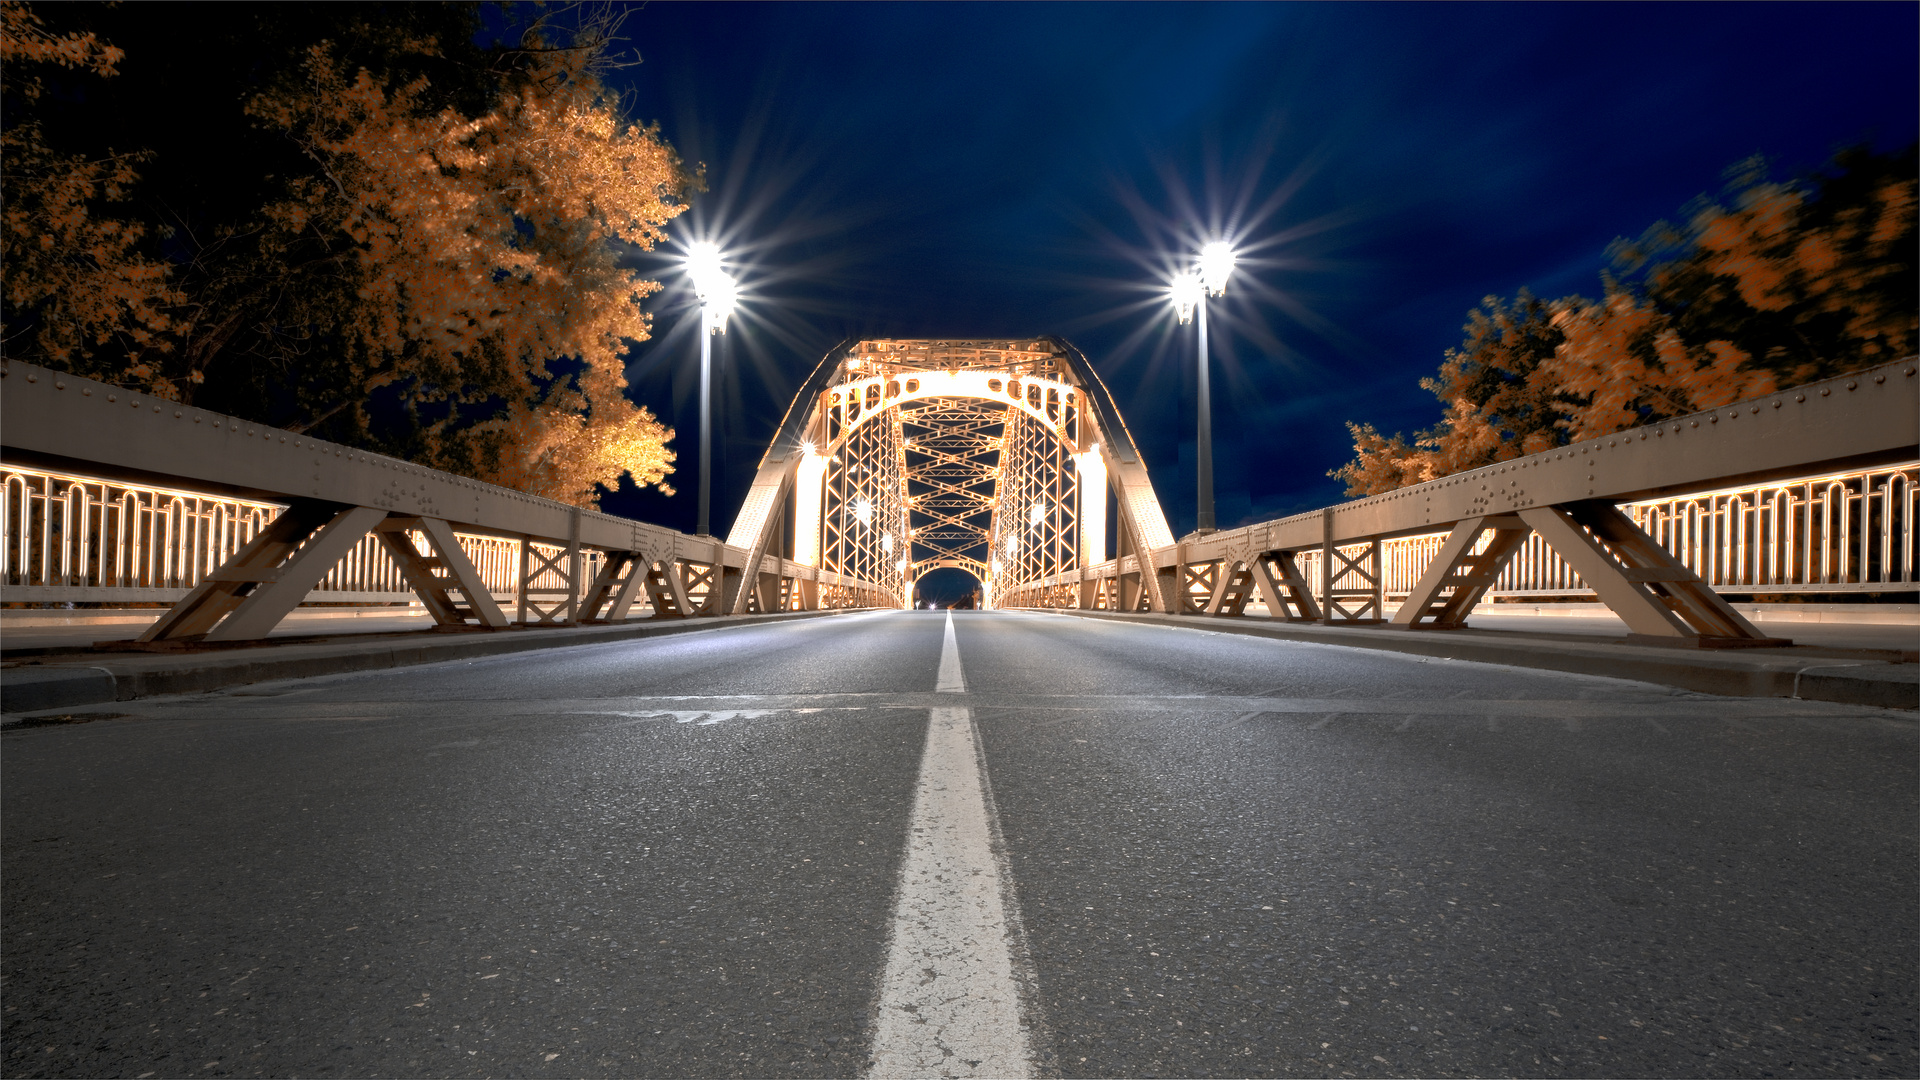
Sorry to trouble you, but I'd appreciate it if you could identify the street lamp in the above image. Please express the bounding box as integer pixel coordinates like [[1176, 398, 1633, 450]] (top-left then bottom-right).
[[1173, 241, 1234, 534], [685, 242, 737, 537]]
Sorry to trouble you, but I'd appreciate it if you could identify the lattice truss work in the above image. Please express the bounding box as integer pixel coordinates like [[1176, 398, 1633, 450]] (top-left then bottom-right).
[[821, 405, 910, 597], [806, 340, 1094, 605], [900, 397, 1003, 582], [989, 407, 1079, 590]]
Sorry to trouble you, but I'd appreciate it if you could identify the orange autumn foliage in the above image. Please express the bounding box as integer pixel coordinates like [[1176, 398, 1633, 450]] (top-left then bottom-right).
[[2, 4, 690, 508], [0, 1, 179, 376], [1334, 291, 1572, 495], [240, 24, 689, 504], [1335, 148, 1917, 497]]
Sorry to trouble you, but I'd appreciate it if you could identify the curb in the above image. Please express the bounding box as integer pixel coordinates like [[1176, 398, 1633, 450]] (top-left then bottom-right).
[[0, 609, 857, 717], [1047, 611, 1919, 711]]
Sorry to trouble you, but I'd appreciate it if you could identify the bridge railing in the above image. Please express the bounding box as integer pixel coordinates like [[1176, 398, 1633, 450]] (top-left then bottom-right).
[[998, 358, 1918, 645], [0, 359, 901, 642], [1286, 463, 1919, 604], [1, 465, 601, 605]]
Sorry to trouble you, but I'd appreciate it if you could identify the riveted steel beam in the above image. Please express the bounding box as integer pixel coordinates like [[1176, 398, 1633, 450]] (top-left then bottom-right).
[[1181, 360, 1918, 566], [0, 360, 894, 636], [1007, 360, 1915, 636]]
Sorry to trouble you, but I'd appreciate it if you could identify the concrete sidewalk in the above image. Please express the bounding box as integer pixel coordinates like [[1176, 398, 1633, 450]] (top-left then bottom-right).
[[0, 609, 847, 715], [1053, 610, 1916, 711], [2, 605, 440, 654]]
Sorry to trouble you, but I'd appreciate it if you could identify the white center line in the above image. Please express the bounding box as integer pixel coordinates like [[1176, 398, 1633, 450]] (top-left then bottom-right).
[[869, 614, 1032, 1079], [935, 610, 966, 694]]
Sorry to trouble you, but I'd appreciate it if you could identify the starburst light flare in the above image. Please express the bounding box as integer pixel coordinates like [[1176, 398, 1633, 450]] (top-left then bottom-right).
[[1198, 241, 1235, 297], [1171, 270, 1203, 325], [685, 242, 738, 334]]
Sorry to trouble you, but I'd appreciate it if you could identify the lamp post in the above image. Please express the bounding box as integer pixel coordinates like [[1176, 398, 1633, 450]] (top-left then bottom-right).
[[685, 242, 737, 538], [1174, 241, 1234, 534]]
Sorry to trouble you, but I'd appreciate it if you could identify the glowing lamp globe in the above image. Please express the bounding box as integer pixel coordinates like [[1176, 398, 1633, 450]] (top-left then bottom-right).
[[1198, 241, 1235, 297], [1170, 271, 1203, 325], [685, 242, 738, 334]]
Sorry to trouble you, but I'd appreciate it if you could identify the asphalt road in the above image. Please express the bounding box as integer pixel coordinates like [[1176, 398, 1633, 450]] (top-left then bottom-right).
[[4, 610, 1914, 1078]]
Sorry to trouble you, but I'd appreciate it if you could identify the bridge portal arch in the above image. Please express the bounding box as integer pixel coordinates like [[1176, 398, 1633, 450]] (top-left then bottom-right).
[[723, 338, 1176, 612]]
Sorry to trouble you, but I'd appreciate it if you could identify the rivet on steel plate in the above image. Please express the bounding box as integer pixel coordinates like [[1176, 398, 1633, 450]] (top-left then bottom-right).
[[1772, 400, 1781, 408], [1875, 374, 1885, 383], [24, 374, 34, 382], [1820, 388, 1831, 396], [1845, 380, 1857, 390], [107, 394, 115, 402], [1796, 393, 1805, 401], [55, 381, 64, 389], [1691, 421, 1699, 427]]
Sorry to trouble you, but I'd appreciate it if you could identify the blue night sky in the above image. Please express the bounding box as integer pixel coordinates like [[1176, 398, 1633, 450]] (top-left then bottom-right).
[[589, 2, 1918, 541]]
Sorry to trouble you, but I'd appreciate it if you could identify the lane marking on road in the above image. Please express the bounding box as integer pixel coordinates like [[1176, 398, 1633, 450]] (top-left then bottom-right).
[[93, 692, 1894, 723], [936, 610, 966, 694], [870, 621, 1032, 1078]]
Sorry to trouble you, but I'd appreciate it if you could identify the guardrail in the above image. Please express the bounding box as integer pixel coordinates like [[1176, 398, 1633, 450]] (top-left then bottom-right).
[[1284, 463, 1919, 602], [1, 360, 899, 642], [1, 465, 600, 605], [999, 358, 1919, 647]]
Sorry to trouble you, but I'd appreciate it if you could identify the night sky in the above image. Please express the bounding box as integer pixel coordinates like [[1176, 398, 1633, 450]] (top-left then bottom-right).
[[590, 2, 1918, 546]]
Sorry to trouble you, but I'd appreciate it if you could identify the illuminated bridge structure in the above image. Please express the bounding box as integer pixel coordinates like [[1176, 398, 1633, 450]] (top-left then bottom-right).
[[724, 338, 1177, 615], [2, 347, 1914, 647], [727, 342, 1915, 645]]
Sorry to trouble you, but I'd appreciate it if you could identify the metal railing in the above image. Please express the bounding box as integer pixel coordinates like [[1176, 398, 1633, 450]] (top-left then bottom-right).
[[1294, 463, 1918, 602], [2, 466, 596, 605]]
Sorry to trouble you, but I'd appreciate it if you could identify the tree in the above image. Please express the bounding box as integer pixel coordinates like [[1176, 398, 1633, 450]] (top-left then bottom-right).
[[0, 1, 178, 374], [1331, 291, 1570, 496], [1334, 147, 1918, 497], [1546, 148, 1917, 440], [1, 2, 687, 507]]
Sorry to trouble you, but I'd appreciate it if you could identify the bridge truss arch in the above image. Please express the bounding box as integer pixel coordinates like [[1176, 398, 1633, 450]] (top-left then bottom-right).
[[725, 338, 1176, 612]]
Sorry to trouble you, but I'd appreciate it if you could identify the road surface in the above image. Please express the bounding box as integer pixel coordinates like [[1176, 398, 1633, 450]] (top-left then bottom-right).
[[5, 610, 1914, 1077]]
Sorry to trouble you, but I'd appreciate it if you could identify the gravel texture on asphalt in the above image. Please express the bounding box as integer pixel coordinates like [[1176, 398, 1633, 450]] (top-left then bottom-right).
[[4, 609, 1914, 1078]]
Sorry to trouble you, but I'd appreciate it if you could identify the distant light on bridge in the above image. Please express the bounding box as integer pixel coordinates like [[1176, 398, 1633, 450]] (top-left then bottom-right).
[[854, 497, 873, 528], [1029, 502, 1046, 527], [1198, 241, 1236, 297]]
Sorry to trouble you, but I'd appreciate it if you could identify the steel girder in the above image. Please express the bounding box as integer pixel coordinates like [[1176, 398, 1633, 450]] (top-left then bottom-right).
[[725, 338, 1178, 610], [0, 360, 894, 640], [998, 358, 1919, 645]]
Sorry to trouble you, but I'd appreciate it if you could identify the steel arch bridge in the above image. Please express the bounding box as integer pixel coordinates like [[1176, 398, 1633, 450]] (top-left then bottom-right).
[[725, 337, 1176, 611]]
